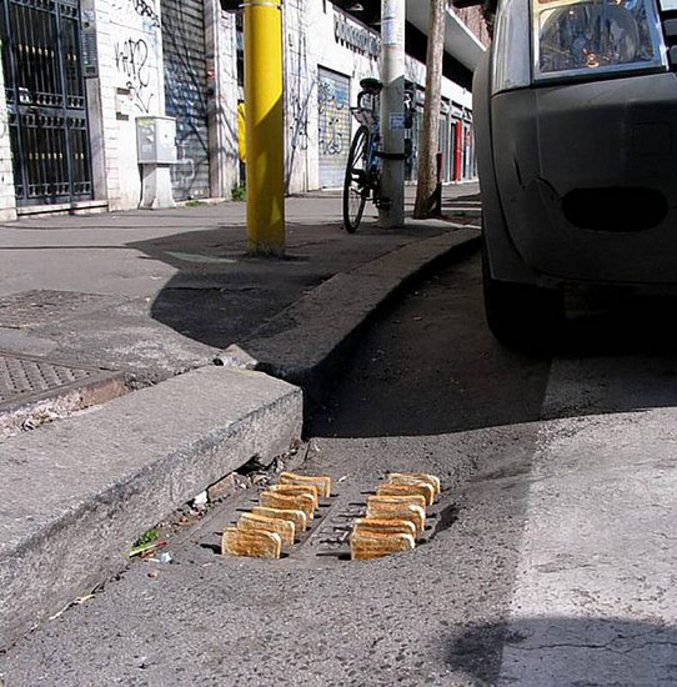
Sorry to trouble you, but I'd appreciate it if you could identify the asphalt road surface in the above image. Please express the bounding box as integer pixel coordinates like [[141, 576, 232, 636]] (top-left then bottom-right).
[[2, 252, 677, 686]]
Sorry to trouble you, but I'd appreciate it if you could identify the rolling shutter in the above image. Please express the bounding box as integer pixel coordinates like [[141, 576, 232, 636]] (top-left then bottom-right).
[[161, 0, 210, 200], [317, 67, 350, 189]]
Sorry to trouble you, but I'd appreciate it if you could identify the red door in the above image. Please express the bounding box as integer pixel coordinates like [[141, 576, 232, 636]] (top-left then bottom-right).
[[454, 121, 463, 181]]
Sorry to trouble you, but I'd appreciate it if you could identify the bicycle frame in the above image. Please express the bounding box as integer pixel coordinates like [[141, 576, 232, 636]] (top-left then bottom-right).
[[350, 90, 381, 200], [342, 78, 385, 232]]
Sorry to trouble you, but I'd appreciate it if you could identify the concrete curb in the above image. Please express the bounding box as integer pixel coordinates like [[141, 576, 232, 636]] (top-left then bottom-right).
[[0, 222, 479, 651], [243, 227, 480, 409], [0, 367, 302, 650]]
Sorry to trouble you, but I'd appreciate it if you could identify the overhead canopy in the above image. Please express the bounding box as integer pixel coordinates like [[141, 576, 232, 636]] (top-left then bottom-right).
[[406, 1, 486, 72]]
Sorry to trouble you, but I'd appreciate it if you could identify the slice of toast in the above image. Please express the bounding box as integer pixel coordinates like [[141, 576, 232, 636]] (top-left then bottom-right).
[[252, 506, 308, 532], [366, 493, 427, 511], [221, 527, 282, 559], [279, 472, 332, 499], [237, 512, 296, 546], [365, 497, 426, 533], [350, 531, 416, 560], [268, 483, 319, 507], [260, 490, 316, 519], [388, 472, 441, 495], [377, 481, 435, 506], [352, 517, 417, 538]]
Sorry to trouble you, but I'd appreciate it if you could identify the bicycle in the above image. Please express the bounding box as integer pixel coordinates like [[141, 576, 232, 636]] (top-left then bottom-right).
[[342, 77, 387, 233]]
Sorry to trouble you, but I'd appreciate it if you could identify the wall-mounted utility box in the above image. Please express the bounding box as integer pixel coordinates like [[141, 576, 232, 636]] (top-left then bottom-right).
[[136, 116, 177, 165]]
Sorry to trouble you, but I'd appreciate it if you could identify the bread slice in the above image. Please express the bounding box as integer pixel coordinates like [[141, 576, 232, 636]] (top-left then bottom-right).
[[252, 506, 308, 532], [388, 472, 441, 495], [221, 527, 282, 559], [350, 531, 416, 560], [377, 481, 435, 506], [260, 490, 316, 519], [237, 512, 295, 546], [365, 497, 426, 533], [268, 483, 319, 507], [352, 517, 417, 538], [279, 472, 332, 499], [367, 492, 426, 511]]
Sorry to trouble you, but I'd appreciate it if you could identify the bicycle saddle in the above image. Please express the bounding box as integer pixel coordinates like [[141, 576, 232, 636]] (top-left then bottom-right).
[[359, 77, 383, 94]]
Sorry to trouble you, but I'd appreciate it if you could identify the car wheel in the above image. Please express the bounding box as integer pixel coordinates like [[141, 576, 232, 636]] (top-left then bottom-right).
[[481, 244, 564, 353]]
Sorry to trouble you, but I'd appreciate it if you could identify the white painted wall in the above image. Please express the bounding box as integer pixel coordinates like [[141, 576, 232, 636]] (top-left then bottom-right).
[[93, 0, 166, 210], [217, 10, 241, 198], [0, 57, 17, 221]]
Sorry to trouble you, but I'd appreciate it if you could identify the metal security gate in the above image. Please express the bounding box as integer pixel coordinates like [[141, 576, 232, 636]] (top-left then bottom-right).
[[317, 67, 349, 188], [161, 0, 210, 201], [0, 0, 92, 206]]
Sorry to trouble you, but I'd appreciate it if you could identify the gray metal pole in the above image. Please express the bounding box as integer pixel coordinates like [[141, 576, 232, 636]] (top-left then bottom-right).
[[379, 0, 405, 228]]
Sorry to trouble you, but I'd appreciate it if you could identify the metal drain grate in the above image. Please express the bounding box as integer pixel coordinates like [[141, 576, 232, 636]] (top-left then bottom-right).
[[200, 478, 457, 568], [0, 351, 110, 406]]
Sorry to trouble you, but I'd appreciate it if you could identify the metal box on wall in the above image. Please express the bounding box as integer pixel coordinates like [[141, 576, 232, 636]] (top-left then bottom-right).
[[136, 116, 177, 165]]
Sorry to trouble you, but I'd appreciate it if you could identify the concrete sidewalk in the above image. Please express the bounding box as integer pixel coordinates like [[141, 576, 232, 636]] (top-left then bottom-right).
[[0, 183, 481, 649]]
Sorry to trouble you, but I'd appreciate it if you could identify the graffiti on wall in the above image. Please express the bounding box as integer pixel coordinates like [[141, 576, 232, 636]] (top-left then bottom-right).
[[317, 77, 347, 157], [284, 4, 312, 192], [129, 0, 161, 28], [111, 0, 160, 114], [110, 0, 161, 31], [114, 37, 154, 113], [161, 0, 211, 200], [289, 92, 309, 152]]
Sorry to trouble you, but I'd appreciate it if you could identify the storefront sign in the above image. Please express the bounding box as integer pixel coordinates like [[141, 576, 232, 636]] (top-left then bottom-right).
[[334, 11, 380, 59]]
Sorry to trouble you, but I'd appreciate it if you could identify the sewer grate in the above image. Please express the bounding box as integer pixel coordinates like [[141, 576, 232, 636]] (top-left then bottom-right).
[[0, 290, 118, 329], [0, 351, 116, 407], [199, 477, 457, 567], [307, 492, 455, 562]]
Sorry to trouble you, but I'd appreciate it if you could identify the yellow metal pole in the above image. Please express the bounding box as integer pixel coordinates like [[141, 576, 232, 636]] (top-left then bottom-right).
[[244, 0, 285, 255]]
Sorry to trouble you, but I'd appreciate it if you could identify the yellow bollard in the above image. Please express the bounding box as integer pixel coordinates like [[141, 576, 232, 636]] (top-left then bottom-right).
[[244, 0, 285, 255]]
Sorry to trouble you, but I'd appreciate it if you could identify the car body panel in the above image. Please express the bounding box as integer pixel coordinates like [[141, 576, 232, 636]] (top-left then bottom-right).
[[475, 27, 677, 291]]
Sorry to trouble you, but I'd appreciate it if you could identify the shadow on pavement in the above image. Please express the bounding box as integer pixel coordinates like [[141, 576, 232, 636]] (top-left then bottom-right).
[[446, 617, 677, 685], [308, 254, 553, 438], [559, 292, 677, 356], [126, 220, 445, 349], [310, 254, 677, 439]]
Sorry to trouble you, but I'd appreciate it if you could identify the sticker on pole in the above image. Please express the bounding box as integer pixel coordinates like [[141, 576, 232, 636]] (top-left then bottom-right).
[[389, 113, 406, 131], [382, 1, 401, 46]]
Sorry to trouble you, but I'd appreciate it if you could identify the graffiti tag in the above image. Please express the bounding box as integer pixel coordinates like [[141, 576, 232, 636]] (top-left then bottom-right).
[[115, 38, 155, 113], [110, 0, 160, 30], [130, 0, 160, 28], [318, 80, 346, 157], [289, 92, 309, 151]]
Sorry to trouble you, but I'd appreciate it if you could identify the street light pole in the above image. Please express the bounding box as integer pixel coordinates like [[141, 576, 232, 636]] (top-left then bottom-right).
[[244, 0, 285, 255], [379, 0, 406, 228]]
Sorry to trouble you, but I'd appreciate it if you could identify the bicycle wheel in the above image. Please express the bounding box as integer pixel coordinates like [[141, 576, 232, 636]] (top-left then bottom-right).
[[343, 125, 369, 233]]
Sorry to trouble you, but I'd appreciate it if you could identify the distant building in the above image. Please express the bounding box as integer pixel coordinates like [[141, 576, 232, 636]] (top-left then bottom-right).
[[0, 0, 486, 220]]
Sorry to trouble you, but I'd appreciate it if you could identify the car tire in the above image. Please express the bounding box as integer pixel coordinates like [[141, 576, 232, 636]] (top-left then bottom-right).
[[481, 242, 564, 353]]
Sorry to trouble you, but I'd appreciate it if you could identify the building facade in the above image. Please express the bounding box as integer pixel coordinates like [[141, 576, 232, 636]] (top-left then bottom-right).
[[0, 0, 486, 221]]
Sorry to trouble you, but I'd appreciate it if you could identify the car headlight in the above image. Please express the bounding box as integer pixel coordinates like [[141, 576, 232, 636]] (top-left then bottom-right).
[[532, 0, 667, 82], [491, 0, 532, 94], [491, 0, 668, 94]]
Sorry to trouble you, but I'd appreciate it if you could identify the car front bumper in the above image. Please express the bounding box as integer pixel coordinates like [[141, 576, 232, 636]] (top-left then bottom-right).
[[491, 71, 677, 287]]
